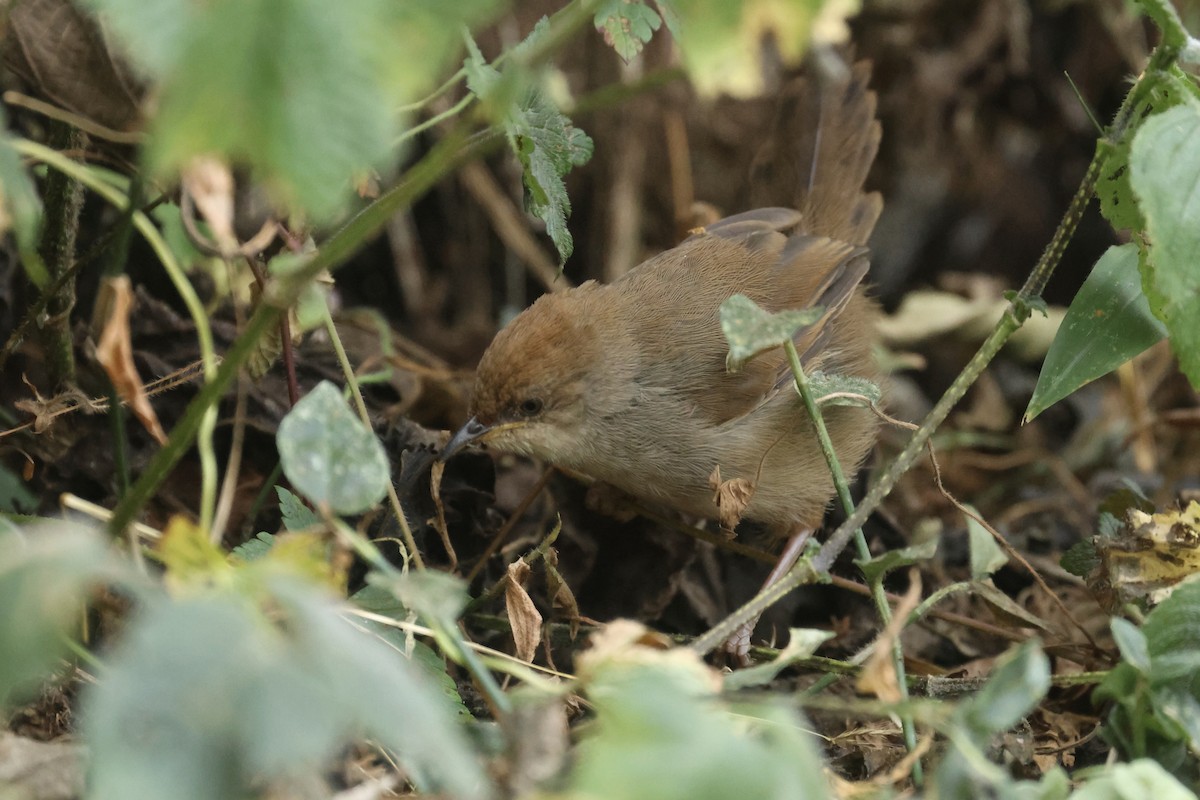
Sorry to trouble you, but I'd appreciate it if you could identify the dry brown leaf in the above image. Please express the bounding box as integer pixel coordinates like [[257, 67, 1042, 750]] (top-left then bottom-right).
[[856, 569, 922, 703], [545, 547, 580, 638], [427, 460, 458, 570], [1093, 501, 1200, 611], [182, 157, 237, 254], [13, 377, 96, 434], [95, 276, 167, 444], [708, 465, 754, 536], [505, 557, 542, 664]]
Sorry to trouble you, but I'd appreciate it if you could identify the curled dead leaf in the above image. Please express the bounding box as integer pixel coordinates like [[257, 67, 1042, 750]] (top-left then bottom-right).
[[708, 465, 754, 536], [505, 557, 543, 664], [545, 546, 580, 638], [181, 157, 238, 255], [95, 276, 167, 444]]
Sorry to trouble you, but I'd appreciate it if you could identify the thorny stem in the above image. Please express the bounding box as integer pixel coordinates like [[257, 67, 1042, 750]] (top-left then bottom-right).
[[35, 122, 86, 389], [694, 42, 1178, 660], [785, 340, 921, 781]]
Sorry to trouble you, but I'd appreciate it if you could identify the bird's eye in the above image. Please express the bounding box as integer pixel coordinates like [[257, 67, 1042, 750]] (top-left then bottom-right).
[[518, 397, 544, 417]]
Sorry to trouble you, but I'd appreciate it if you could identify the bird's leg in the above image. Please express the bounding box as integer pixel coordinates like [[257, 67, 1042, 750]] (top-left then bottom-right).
[[722, 526, 814, 665]]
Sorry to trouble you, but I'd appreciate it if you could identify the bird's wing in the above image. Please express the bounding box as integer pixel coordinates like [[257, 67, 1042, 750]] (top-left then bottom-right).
[[616, 209, 870, 426]]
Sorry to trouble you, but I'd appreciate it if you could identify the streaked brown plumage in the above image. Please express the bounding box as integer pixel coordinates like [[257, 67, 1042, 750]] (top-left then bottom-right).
[[446, 60, 882, 547]]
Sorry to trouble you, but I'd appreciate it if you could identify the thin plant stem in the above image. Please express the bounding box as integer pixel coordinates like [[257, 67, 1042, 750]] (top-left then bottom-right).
[[16, 138, 221, 535], [785, 340, 921, 781], [332, 515, 510, 716], [319, 299, 424, 570], [693, 36, 1193, 656], [691, 44, 1176, 657], [106, 127, 496, 537]]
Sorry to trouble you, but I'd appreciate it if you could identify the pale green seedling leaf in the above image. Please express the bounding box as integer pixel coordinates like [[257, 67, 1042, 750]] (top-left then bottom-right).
[[672, 0, 859, 98], [1026, 244, 1167, 421], [959, 641, 1051, 738], [594, 0, 664, 61], [0, 521, 125, 708], [720, 294, 823, 372], [276, 381, 389, 515], [1111, 617, 1152, 675], [464, 29, 593, 264], [966, 506, 1008, 579], [85, 581, 490, 800], [807, 370, 882, 407], [1130, 98, 1200, 389]]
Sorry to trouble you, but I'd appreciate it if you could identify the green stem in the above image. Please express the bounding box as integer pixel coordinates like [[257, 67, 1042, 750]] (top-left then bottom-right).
[[106, 128, 495, 537], [16, 138, 220, 532], [784, 340, 921, 779], [691, 36, 1191, 656], [335, 516, 511, 716], [319, 301, 425, 570]]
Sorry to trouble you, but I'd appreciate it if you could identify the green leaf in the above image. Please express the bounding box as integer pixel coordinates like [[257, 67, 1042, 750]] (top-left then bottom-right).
[[84, 581, 491, 800], [1025, 244, 1167, 421], [671, 0, 857, 98], [594, 0, 664, 61], [0, 110, 47, 286], [0, 521, 125, 707], [1097, 71, 1196, 234], [372, 570, 470, 628], [807, 370, 882, 407], [230, 531, 275, 561], [1071, 759, 1197, 800], [352, 584, 471, 720], [1112, 617, 1152, 675], [1096, 132, 1142, 234], [276, 485, 319, 532], [570, 664, 831, 800], [966, 507, 1008, 579], [957, 640, 1050, 736], [719, 294, 823, 372], [0, 463, 37, 514], [276, 381, 390, 515], [464, 29, 593, 264], [1060, 539, 1100, 577], [1130, 98, 1200, 389], [86, 0, 499, 221], [855, 538, 938, 588]]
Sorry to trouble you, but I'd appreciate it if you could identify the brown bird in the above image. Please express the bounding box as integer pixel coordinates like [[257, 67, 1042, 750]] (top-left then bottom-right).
[[444, 60, 883, 657]]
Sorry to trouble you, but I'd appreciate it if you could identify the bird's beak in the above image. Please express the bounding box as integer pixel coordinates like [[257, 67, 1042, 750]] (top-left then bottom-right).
[[439, 416, 492, 462]]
